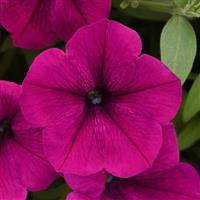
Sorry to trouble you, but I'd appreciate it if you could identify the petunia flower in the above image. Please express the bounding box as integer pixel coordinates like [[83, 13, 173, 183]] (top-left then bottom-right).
[[0, 81, 58, 200], [0, 0, 111, 49], [20, 19, 182, 177], [65, 125, 200, 200]]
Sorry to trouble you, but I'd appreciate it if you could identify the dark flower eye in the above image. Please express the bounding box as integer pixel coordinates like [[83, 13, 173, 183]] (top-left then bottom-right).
[[0, 119, 12, 140]]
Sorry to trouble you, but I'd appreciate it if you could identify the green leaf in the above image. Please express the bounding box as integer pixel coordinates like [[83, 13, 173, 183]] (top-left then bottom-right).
[[29, 184, 70, 200], [174, 0, 188, 8], [160, 15, 197, 84], [173, 90, 187, 132], [183, 74, 200, 122], [179, 114, 200, 151]]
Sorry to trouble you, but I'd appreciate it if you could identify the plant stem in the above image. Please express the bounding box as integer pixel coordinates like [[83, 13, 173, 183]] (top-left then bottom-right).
[[137, 0, 174, 14]]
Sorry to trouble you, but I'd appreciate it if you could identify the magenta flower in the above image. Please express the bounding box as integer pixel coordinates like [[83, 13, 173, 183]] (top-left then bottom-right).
[[20, 19, 181, 177], [0, 81, 58, 199], [0, 0, 111, 49], [65, 125, 200, 200]]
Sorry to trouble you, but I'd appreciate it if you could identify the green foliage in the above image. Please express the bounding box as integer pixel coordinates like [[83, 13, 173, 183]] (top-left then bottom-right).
[[179, 114, 200, 151], [173, 90, 187, 132], [29, 182, 70, 200], [29, 185, 68, 200], [183, 74, 200, 122], [120, 0, 130, 9], [160, 15, 196, 84], [175, 0, 189, 8], [181, 0, 200, 18]]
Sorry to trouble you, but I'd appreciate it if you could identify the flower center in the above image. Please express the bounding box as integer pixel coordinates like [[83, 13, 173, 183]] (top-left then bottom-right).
[[87, 89, 103, 105], [0, 120, 12, 141], [106, 175, 114, 183]]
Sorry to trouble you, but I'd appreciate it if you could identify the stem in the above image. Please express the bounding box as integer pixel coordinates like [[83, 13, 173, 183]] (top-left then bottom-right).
[[137, 0, 174, 14]]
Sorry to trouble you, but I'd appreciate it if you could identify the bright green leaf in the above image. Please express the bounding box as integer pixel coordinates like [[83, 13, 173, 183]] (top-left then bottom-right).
[[160, 15, 197, 84], [174, 0, 188, 8], [183, 73, 200, 122], [179, 114, 200, 151]]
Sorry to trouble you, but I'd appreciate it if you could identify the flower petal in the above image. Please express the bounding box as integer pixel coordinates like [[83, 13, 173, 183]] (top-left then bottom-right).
[[50, 0, 85, 42], [8, 138, 58, 191], [139, 124, 179, 177], [127, 163, 200, 200], [50, 0, 111, 42], [151, 124, 179, 171], [9, 111, 58, 191], [66, 192, 99, 200], [43, 106, 162, 177], [0, 141, 27, 200], [20, 48, 86, 126], [0, 81, 21, 121], [65, 171, 106, 198], [67, 19, 142, 86], [110, 54, 182, 124], [103, 104, 162, 177], [76, 0, 111, 24], [0, 0, 55, 49]]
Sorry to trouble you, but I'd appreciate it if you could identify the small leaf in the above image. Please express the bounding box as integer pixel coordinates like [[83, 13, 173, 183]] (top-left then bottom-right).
[[160, 15, 197, 84], [183, 73, 200, 122], [179, 114, 200, 151], [120, 0, 130, 9], [175, 0, 188, 8]]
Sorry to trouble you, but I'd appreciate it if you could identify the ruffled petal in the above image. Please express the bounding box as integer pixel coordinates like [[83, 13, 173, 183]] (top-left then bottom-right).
[[0, 81, 21, 121], [20, 48, 86, 126], [67, 19, 142, 86], [43, 106, 162, 177], [110, 54, 181, 124], [0, 141, 27, 200], [0, 0, 55, 49], [76, 0, 111, 24], [66, 192, 99, 200], [10, 111, 58, 191], [50, 0, 111, 42], [151, 124, 179, 172], [128, 163, 200, 200], [65, 171, 106, 198]]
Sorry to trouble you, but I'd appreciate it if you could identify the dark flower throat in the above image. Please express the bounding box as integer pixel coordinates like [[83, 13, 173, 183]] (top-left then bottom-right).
[[87, 89, 103, 105], [0, 120, 13, 141]]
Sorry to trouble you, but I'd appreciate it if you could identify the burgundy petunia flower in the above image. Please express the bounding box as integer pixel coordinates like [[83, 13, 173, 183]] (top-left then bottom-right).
[[65, 125, 200, 200], [20, 19, 182, 177], [0, 81, 58, 200], [0, 0, 111, 49]]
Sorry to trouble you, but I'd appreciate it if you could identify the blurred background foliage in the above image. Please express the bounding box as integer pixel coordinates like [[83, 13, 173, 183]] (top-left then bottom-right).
[[1, 0, 200, 199]]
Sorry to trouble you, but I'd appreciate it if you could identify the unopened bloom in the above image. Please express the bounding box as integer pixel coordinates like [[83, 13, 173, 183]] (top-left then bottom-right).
[[0, 81, 58, 200], [20, 19, 181, 177], [0, 0, 111, 49], [65, 125, 200, 200]]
